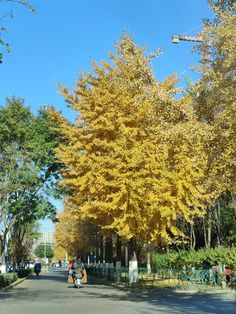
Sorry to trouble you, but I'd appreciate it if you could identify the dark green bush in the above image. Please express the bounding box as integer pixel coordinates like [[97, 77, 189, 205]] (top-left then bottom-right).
[[0, 273, 18, 288], [17, 269, 31, 278], [152, 247, 236, 270]]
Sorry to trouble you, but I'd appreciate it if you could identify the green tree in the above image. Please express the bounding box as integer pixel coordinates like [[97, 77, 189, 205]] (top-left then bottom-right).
[[34, 243, 54, 259], [8, 222, 40, 268], [0, 98, 62, 270]]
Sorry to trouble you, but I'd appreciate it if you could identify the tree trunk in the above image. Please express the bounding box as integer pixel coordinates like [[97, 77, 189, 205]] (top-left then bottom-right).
[[207, 215, 212, 248], [125, 244, 128, 267], [181, 220, 186, 250], [0, 231, 9, 273], [215, 201, 221, 247], [203, 217, 207, 247], [116, 235, 122, 262], [99, 235, 104, 263], [95, 234, 100, 263], [105, 236, 113, 264], [115, 235, 122, 283], [203, 208, 211, 248], [190, 222, 196, 250], [128, 237, 137, 261], [128, 237, 138, 284], [146, 243, 152, 273]]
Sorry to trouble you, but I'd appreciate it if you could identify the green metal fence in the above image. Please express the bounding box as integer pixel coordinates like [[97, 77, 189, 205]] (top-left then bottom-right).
[[88, 265, 236, 289]]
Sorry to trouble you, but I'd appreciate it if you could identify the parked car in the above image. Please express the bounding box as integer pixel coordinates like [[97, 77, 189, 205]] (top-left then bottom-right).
[[26, 261, 34, 270]]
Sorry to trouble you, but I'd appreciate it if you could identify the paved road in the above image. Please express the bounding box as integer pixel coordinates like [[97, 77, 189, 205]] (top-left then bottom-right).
[[0, 269, 235, 314]]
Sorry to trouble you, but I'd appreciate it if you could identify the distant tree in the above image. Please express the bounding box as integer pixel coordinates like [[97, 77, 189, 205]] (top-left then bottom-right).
[[34, 243, 54, 259], [54, 200, 98, 257], [53, 245, 68, 262], [8, 222, 40, 268]]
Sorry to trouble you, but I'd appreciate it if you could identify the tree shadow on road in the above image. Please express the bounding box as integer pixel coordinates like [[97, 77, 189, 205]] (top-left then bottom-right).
[[82, 277, 236, 314], [30, 271, 67, 282]]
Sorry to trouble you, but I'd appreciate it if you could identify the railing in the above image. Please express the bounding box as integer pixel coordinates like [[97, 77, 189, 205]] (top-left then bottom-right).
[[89, 265, 129, 285], [87, 265, 236, 289]]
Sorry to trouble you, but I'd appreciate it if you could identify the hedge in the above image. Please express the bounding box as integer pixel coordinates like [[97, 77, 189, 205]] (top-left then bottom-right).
[[0, 273, 18, 288], [0, 268, 32, 289], [152, 247, 236, 271], [17, 269, 32, 278]]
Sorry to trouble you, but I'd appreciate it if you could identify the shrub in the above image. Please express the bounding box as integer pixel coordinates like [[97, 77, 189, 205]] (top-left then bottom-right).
[[0, 273, 18, 288], [152, 247, 236, 270], [152, 251, 179, 271], [17, 269, 31, 278]]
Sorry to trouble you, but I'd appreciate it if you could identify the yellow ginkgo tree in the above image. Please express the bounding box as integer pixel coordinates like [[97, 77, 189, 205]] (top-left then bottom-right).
[[54, 200, 98, 258], [50, 35, 209, 264], [190, 1, 236, 247]]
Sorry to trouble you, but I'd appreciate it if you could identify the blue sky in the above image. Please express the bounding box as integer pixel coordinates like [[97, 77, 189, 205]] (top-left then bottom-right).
[[0, 0, 213, 232]]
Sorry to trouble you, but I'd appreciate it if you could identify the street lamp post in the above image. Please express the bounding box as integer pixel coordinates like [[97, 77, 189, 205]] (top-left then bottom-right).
[[172, 35, 203, 44], [171, 34, 211, 75]]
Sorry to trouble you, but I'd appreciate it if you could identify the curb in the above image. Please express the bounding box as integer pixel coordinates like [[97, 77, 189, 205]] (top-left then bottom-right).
[[1, 275, 30, 292]]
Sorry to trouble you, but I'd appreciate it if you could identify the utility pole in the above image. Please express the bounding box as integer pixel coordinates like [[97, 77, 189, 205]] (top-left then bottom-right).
[[43, 233, 46, 259]]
